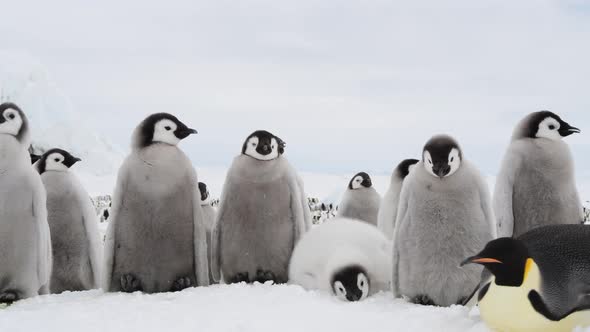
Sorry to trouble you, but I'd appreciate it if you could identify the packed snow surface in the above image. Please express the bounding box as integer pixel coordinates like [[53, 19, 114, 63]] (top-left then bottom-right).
[[0, 284, 490, 332]]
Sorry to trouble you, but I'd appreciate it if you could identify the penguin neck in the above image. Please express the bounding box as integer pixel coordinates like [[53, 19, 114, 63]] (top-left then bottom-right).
[[231, 154, 287, 182], [0, 135, 29, 171], [479, 259, 544, 331]]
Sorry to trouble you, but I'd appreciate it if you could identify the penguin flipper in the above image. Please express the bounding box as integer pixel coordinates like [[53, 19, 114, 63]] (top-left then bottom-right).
[[528, 290, 590, 321], [32, 176, 52, 294], [102, 163, 129, 291], [493, 148, 522, 238], [295, 174, 312, 231], [391, 181, 411, 297]]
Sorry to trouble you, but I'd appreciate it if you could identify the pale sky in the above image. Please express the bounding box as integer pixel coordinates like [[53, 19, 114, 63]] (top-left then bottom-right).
[[2, 0, 589, 176]]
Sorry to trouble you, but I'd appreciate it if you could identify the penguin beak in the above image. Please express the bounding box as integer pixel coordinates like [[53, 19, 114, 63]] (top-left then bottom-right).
[[175, 128, 198, 139], [558, 122, 581, 137], [64, 156, 82, 168], [460, 256, 503, 267], [432, 163, 451, 178]]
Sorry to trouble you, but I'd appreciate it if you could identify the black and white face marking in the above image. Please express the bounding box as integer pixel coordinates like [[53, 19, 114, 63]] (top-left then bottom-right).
[[525, 111, 580, 141], [396, 159, 420, 180], [0, 103, 25, 138], [348, 172, 372, 190], [37, 148, 81, 174], [138, 113, 197, 148], [423, 135, 462, 179], [198, 182, 211, 205], [331, 266, 370, 302], [241, 130, 286, 161], [461, 238, 530, 288]]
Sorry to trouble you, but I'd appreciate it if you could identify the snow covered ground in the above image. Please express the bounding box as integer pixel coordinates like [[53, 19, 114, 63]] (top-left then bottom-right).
[[0, 284, 489, 332]]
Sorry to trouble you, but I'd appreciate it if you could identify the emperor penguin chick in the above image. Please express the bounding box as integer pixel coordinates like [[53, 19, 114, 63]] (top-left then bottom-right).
[[338, 172, 381, 226], [289, 218, 391, 301], [393, 134, 496, 307], [463, 224, 590, 332], [104, 113, 209, 293], [0, 102, 52, 303], [377, 159, 419, 239], [37, 148, 102, 293], [211, 130, 311, 284], [494, 111, 582, 237], [199, 182, 218, 284]]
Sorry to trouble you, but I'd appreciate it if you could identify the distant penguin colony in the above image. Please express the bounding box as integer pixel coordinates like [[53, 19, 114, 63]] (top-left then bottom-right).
[[377, 159, 419, 239], [289, 218, 392, 301], [0, 101, 588, 330], [393, 135, 496, 306], [210, 130, 311, 284], [494, 111, 583, 237], [337, 172, 381, 226], [103, 113, 209, 293], [37, 148, 102, 293], [0, 103, 52, 304]]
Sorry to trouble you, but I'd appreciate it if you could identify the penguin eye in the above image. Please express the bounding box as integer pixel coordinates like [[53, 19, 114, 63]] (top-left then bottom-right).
[[54, 158, 60, 162], [8, 113, 15, 120], [271, 145, 275, 149], [450, 157, 454, 162], [360, 281, 365, 287], [548, 125, 555, 130], [165, 126, 171, 131], [251, 143, 256, 147], [428, 159, 432, 165]]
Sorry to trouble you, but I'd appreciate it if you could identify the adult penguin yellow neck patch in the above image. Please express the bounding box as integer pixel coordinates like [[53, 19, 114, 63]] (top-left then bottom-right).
[[524, 258, 534, 280]]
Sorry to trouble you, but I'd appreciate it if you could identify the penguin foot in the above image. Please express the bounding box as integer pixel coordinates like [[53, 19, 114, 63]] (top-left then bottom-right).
[[171, 277, 193, 292], [228, 272, 250, 284], [255, 269, 277, 284], [0, 291, 18, 304], [120, 274, 143, 293], [411, 294, 436, 306]]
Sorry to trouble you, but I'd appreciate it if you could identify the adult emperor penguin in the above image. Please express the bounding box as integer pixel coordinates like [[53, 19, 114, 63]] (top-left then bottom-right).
[[104, 113, 209, 293], [494, 111, 582, 238], [377, 159, 419, 239], [211, 130, 311, 284], [199, 182, 217, 284], [462, 224, 590, 331], [393, 134, 496, 306], [338, 172, 381, 226], [0, 102, 52, 303], [37, 148, 102, 293], [289, 218, 391, 302]]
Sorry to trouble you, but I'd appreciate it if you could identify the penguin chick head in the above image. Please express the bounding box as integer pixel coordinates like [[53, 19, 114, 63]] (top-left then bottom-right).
[[37, 148, 81, 174], [331, 265, 370, 302], [461, 237, 530, 287], [518, 111, 580, 141], [0, 102, 29, 144], [395, 159, 420, 180], [349, 172, 372, 190], [242, 130, 285, 161], [134, 113, 197, 149], [198, 182, 210, 203], [422, 135, 462, 179]]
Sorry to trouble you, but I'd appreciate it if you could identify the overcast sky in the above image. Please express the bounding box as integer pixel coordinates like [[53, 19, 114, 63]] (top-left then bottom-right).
[[2, 0, 589, 176]]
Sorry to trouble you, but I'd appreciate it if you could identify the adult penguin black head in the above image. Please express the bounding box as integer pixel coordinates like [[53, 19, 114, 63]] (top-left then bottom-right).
[[0, 102, 30, 145], [422, 135, 462, 179], [133, 113, 197, 149], [348, 172, 372, 190], [461, 237, 530, 287], [515, 111, 580, 141], [241, 130, 286, 161], [37, 148, 82, 174], [395, 159, 420, 180]]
